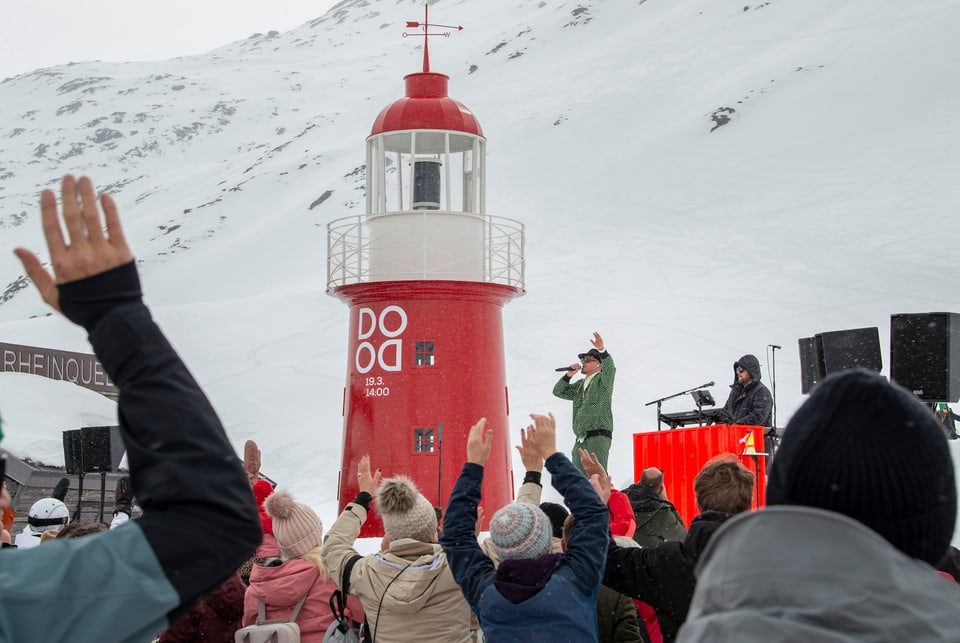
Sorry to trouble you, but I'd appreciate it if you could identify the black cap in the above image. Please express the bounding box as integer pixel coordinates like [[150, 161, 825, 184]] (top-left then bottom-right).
[[578, 348, 605, 362], [539, 502, 569, 539]]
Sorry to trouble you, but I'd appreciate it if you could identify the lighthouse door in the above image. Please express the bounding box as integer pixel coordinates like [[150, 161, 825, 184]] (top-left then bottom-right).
[[412, 424, 442, 507]]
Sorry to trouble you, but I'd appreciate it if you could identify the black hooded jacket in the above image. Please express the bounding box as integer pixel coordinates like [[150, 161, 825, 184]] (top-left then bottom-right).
[[602, 511, 737, 642], [722, 354, 772, 426]]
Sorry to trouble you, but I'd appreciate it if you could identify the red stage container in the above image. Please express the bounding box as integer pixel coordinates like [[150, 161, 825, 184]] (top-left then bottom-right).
[[632, 424, 768, 528]]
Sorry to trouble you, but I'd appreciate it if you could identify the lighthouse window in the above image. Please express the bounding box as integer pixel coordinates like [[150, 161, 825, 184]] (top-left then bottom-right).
[[414, 427, 435, 453], [415, 341, 436, 366]]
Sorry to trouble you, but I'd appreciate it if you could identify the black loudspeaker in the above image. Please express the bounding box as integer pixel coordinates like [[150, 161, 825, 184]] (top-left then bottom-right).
[[890, 312, 960, 402], [798, 337, 819, 394], [62, 430, 82, 475], [814, 327, 882, 379], [79, 426, 125, 473]]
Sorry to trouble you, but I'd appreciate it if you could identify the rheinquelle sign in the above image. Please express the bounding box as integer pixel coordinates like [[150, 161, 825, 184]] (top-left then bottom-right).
[[0, 342, 117, 396]]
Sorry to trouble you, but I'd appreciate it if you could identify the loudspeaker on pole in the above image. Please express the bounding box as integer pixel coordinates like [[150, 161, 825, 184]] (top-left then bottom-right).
[[799, 327, 882, 394], [79, 426, 125, 473], [62, 429, 82, 475], [798, 337, 819, 394], [890, 312, 960, 402]]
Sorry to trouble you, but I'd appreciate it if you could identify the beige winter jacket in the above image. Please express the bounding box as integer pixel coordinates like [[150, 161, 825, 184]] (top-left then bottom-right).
[[321, 502, 472, 643]]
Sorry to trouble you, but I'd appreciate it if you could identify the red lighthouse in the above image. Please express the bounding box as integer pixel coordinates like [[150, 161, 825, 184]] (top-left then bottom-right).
[[326, 11, 525, 536]]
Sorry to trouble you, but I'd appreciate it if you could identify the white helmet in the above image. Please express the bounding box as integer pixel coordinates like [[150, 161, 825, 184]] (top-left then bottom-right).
[[27, 497, 70, 534]]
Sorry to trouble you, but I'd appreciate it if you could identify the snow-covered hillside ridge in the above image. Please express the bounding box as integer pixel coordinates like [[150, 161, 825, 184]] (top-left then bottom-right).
[[1, 0, 959, 519]]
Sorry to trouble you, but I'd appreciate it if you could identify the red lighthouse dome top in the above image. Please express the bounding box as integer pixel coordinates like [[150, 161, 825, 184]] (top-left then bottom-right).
[[370, 72, 483, 137], [370, 6, 482, 138]]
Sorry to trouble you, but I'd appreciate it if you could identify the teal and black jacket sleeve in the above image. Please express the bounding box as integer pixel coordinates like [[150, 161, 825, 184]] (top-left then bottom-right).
[[0, 262, 261, 642]]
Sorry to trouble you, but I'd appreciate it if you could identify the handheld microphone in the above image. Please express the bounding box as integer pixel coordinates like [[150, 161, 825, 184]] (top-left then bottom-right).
[[555, 366, 574, 372], [705, 381, 714, 387], [770, 344, 782, 350]]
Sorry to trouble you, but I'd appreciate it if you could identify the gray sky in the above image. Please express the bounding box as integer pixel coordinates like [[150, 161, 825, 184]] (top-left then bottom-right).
[[0, 0, 339, 80]]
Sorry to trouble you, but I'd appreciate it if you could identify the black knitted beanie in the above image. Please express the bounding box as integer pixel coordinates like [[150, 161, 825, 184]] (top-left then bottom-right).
[[766, 369, 956, 565], [539, 502, 569, 539]]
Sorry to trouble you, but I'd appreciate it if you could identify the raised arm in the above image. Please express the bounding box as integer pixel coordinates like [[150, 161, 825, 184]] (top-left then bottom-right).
[[322, 455, 380, 588], [594, 332, 617, 385], [440, 418, 497, 610], [529, 414, 608, 596], [515, 424, 545, 505], [9, 175, 261, 640]]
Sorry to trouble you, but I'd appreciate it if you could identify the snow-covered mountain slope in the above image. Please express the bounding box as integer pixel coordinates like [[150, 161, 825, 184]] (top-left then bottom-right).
[[1, 0, 959, 529]]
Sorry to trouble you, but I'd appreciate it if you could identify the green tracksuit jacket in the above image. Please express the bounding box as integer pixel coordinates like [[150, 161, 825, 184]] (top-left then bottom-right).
[[553, 351, 616, 472]]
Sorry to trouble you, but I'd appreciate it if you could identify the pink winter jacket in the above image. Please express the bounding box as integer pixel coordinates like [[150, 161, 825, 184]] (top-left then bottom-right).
[[243, 559, 364, 642]]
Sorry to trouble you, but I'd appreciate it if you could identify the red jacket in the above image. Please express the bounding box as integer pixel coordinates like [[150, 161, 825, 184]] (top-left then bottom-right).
[[608, 490, 636, 538], [253, 480, 274, 536]]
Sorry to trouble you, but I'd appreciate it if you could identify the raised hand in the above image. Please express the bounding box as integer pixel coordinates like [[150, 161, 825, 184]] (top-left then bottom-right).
[[467, 417, 493, 466], [474, 505, 485, 537], [591, 331, 605, 352], [588, 472, 613, 505], [516, 425, 544, 472], [527, 412, 559, 460], [357, 455, 381, 495], [14, 175, 134, 313], [243, 440, 261, 487], [578, 448, 608, 479]]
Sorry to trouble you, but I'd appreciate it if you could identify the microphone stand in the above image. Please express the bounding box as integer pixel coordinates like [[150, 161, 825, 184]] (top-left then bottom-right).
[[768, 345, 780, 428], [645, 382, 714, 431], [768, 344, 781, 462]]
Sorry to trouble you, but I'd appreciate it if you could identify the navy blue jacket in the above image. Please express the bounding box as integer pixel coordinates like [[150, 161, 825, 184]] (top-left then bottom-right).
[[441, 453, 609, 642]]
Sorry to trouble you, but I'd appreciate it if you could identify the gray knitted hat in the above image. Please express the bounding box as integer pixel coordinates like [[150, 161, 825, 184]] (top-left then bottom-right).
[[490, 502, 553, 561]]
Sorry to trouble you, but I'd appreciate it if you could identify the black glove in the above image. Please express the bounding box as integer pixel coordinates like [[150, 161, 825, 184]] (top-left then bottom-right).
[[52, 477, 70, 502], [114, 476, 133, 516]]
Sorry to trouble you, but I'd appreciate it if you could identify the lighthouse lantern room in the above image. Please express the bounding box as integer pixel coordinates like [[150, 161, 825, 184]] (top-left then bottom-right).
[[327, 8, 525, 536]]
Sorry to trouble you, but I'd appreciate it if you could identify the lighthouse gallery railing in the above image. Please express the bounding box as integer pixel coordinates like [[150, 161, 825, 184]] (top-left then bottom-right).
[[326, 212, 525, 291]]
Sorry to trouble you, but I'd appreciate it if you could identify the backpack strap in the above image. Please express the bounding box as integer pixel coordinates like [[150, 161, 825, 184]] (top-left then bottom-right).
[[329, 590, 351, 634], [255, 593, 309, 625], [340, 554, 372, 641], [340, 554, 363, 595], [289, 593, 309, 622]]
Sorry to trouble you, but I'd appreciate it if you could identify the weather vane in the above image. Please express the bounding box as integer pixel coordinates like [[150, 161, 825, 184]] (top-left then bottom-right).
[[403, 4, 463, 73]]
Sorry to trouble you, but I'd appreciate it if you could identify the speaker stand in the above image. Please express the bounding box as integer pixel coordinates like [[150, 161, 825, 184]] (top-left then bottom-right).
[[74, 472, 85, 522], [98, 471, 107, 524]]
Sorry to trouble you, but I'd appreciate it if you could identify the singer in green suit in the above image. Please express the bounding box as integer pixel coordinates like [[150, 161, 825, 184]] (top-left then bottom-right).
[[553, 332, 616, 474]]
